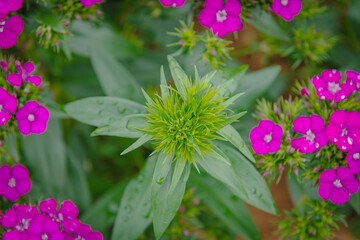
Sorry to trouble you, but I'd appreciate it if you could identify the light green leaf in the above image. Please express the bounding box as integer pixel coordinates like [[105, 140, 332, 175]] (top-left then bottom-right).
[[168, 55, 188, 98], [160, 65, 170, 99], [350, 195, 360, 215], [195, 153, 247, 199], [190, 174, 261, 240], [121, 134, 153, 155], [22, 119, 66, 196], [218, 142, 278, 215], [91, 114, 146, 138], [206, 145, 231, 166], [111, 156, 156, 240], [81, 181, 128, 234], [90, 48, 142, 101], [152, 162, 190, 239], [168, 160, 186, 195], [63, 97, 146, 127], [218, 125, 255, 163]]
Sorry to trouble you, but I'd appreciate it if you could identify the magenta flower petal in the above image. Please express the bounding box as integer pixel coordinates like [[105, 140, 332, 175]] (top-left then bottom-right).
[[3, 229, 21, 240], [17, 120, 31, 135], [0, 15, 24, 49], [347, 146, 360, 174], [39, 198, 58, 215], [199, 0, 243, 37], [159, 0, 186, 7], [59, 200, 79, 219], [250, 119, 283, 155], [291, 115, 328, 153], [318, 167, 359, 205], [0, 164, 31, 201], [6, 73, 23, 87], [22, 61, 35, 74], [327, 110, 360, 152], [0, 0, 24, 15], [272, 0, 302, 21], [16, 101, 50, 135], [346, 70, 360, 92], [80, 0, 103, 7], [30, 121, 47, 134]]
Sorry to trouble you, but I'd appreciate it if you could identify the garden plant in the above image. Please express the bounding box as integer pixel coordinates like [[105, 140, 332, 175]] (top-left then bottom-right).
[[0, 0, 360, 239]]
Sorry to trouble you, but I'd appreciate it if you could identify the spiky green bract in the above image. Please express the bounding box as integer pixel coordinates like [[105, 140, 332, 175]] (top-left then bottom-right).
[[143, 76, 230, 165]]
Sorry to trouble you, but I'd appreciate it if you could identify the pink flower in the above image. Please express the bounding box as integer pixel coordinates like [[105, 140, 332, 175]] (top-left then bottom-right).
[[68, 223, 103, 240], [1, 59, 8, 71], [1, 204, 39, 236], [312, 70, 355, 102], [345, 70, 360, 93], [16, 100, 50, 135], [271, 0, 302, 21], [0, 87, 18, 126], [291, 115, 328, 153], [249, 119, 283, 155], [0, 0, 24, 15], [79, 0, 103, 7], [6, 60, 42, 87], [199, 0, 243, 38], [26, 215, 63, 240], [326, 110, 360, 152], [159, 0, 186, 7], [0, 165, 31, 201], [318, 167, 359, 205], [347, 146, 360, 174], [0, 15, 24, 49], [39, 198, 80, 233]]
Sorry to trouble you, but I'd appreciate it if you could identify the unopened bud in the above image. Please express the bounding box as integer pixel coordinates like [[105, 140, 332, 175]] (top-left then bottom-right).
[[178, 39, 185, 46], [293, 167, 299, 176], [278, 164, 284, 172], [183, 230, 190, 236], [0, 60, 8, 72], [210, 48, 217, 56], [191, 199, 200, 206], [273, 104, 280, 115], [300, 87, 310, 97], [285, 110, 291, 119], [178, 205, 186, 213], [312, 166, 322, 173], [75, 13, 82, 20], [262, 170, 271, 177], [304, 101, 311, 109], [95, 9, 104, 16], [56, 3, 62, 8]]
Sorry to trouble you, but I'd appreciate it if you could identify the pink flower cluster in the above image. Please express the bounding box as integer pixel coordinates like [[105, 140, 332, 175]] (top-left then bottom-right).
[[1, 200, 103, 240], [0, 60, 50, 135], [158, 0, 303, 38], [0, 164, 31, 201], [80, 0, 103, 7], [312, 69, 358, 102], [0, 0, 24, 49]]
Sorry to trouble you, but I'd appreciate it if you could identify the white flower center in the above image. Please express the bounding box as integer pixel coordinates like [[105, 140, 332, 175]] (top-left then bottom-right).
[[328, 82, 341, 94], [75, 237, 86, 240], [354, 153, 360, 160], [0, 21, 5, 33], [216, 9, 227, 22], [0, 104, 2, 111], [281, 0, 288, 6], [264, 134, 272, 143], [16, 218, 30, 231], [8, 177, 16, 188], [341, 128, 348, 137], [333, 179, 342, 188], [28, 114, 35, 122], [305, 129, 315, 142], [42, 234, 49, 240]]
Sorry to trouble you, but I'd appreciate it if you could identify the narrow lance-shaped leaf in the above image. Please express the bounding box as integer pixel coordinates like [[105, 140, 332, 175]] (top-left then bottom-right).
[[190, 173, 261, 240], [63, 97, 146, 127], [168, 159, 186, 195], [152, 160, 190, 239], [167, 55, 188, 98], [111, 155, 156, 240], [160, 65, 170, 99], [218, 125, 256, 163], [91, 114, 146, 138], [120, 134, 153, 155]]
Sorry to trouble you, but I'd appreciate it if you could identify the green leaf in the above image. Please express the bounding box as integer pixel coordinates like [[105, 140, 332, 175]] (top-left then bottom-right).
[[190, 174, 261, 240], [287, 174, 320, 205], [245, 7, 289, 40], [160, 65, 170, 99], [63, 97, 146, 127], [168, 55, 188, 98], [81, 181, 128, 234], [67, 21, 139, 59], [35, 9, 65, 33], [195, 153, 247, 199], [206, 145, 231, 166], [218, 125, 255, 163], [3, 134, 20, 162], [121, 134, 153, 155], [22, 119, 66, 196], [168, 159, 186, 195], [218, 142, 278, 215], [90, 48, 142, 101], [111, 156, 156, 240], [231, 66, 281, 111], [91, 114, 146, 138], [152, 161, 190, 239]]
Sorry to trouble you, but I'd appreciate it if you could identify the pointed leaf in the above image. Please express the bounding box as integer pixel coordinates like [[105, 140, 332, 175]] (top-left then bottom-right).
[[168, 160, 186, 195], [160, 66, 170, 99], [152, 163, 190, 239], [217, 142, 278, 215], [111, 156, 156, 240], [167, 55, 187, 98], [90, 48, 142, 101], [91, 114, 146, 138], [121, 134, 153, 155], [218, 125, 255, 163], [64, 97, 146, 127], [206, 146, 231, 166], [190, 173, 261, 240]]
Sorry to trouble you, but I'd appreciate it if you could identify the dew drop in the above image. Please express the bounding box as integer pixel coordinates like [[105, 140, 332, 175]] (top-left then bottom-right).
[[96, 99, 104, 105], [118, 108, 126, 114]]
